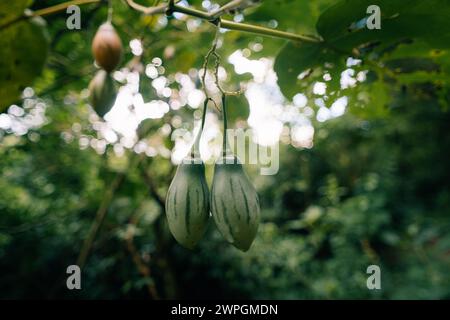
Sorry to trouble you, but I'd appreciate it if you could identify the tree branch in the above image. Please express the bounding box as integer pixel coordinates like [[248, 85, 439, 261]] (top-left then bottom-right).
[[31, 0, 102, 17], [139, 162, 165, 209], [0, 0, 102, 31], [76, 153, 143, 269], [125, 211, 160, 299], [209, 0, 252, 20], [171, 3, 320, 42], [7, 0, 321, 43], [76, 171, 126, 269], [219, 19, 319, 42]]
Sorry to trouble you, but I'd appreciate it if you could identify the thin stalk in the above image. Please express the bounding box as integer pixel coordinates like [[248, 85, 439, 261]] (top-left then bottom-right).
[[209, 0, 250, 20], [191, 98, 209, 158], [172, 4, 211, 20], [0, 0, 102, 30], [221, 94, 228, 157], [219, 20, 320, 43], [107, 0, 113, 22], [31, 0, 102, 17], [200, 99, 208, 130], [172, 4, 320, 43], [77, 152, 142, 268]]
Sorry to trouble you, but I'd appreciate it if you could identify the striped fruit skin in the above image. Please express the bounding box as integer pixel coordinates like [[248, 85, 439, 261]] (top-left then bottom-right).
[[211, 156, 260, 251], [165, 158, 210, 249]]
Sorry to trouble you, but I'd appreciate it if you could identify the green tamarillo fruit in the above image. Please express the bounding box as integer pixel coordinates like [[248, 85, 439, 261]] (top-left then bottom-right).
[[210, 95, 260, 251], [165, 157, 210, 249], [211, 155, 260, 251], [165, 99, 211, 249], [88, 70, 116, 117]]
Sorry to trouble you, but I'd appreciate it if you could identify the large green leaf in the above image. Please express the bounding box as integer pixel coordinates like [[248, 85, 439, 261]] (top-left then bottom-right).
[[317, 0, 450, 51], [0, 17, 48, 111], [252, 0, 450, 103], [247, 0, 337, 36], [274, 41, 340, 99], [348, 79, 390, 119], [383, 40, 450, 82]]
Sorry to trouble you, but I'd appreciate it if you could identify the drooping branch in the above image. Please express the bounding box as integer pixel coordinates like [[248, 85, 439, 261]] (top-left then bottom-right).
[[0, 0, 102, 31], [31, 0, 102, 17], [76, 170, 126, 269], [139, 163, 165, 209], [171, 3, 321, 43], [4, 0, 322, 43], [125, 210, 160, 299], [77, 153, 143, 268], [219, 19, 319, 42]]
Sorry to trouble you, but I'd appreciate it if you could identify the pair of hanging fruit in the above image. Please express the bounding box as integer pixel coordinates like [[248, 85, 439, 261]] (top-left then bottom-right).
[[88, 22, 123, 117], [165, 96, 260, 252]]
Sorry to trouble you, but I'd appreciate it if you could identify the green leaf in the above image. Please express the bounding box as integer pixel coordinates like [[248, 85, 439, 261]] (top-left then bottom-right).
[[347, 79, 390, 119], [314, 0, 450, 91], [246, 0, 336, 36], [394, 71, 449, 85], [226, 94, 250, 124], [384, 58, 440, 74], [383, 40, 450, 81], [0, 17, 49, 111], [317, 0, 450, 52], [274, 41, 339, 99]]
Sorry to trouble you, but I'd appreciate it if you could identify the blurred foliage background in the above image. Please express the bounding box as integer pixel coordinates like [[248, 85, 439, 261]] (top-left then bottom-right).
[[0, 0, 449, 299]]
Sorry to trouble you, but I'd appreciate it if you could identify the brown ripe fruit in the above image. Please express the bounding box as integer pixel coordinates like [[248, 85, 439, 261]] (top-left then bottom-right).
[[92, 22, 123, 72]]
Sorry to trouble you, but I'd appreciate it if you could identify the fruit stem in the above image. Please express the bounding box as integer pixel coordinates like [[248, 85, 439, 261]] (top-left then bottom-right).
[[107, 0, 113, 22], [191, 98, 209, 158], [200, 99, 208, 131], [221, 94, 229, 157]]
